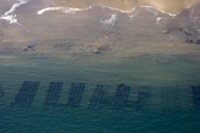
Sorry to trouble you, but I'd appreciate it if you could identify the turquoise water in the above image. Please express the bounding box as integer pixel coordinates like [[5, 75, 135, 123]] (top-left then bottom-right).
[[0, 53, 200, 132], [1, 108, 200, 133]]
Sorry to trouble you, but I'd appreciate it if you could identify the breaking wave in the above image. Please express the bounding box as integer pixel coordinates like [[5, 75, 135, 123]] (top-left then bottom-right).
[[0, 0, 28, 24], [37, 6, 92, 15], [37, 5, 176, 17], [0, 0, 199, 27]]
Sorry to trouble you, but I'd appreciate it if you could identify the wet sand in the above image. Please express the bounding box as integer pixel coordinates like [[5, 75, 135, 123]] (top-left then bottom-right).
[[0, 0, 199, 61], [54, 0, 200, 14], [0, 0, 200, 61]]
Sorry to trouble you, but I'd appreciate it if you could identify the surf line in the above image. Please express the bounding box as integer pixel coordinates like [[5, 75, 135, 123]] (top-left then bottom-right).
[[0, 0, 28, 24], [37, 5, 176, 17], [37, 6, 92, 15]]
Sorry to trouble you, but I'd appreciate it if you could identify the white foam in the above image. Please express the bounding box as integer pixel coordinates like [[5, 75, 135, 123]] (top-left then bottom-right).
[[156, 17, 163, 25], [141, 6, 176, 17], [37, 7, 64, 15], [97, 5, 176, 17], [37, 6, 92, 15], [4, 0, 27, 16], [100, 14, 117, 26], [37, 5, 176, 17], [0, 15, 18, 24], [98, 5, 136, 13], [129, 15, 134, 18], [0, 0, 28, 24]]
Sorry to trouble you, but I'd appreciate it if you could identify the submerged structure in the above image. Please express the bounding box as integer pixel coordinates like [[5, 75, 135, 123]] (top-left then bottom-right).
[[1, 81, 198, 111]]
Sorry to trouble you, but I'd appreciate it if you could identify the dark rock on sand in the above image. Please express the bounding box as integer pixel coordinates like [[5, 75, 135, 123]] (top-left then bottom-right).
[[95, 46, 110, 55], [196, 39, 200, 44], [186, 39, 194, 43], [23, 45, 36, 52], [23, 48, 28, 52], [27, 45, 35, 49]]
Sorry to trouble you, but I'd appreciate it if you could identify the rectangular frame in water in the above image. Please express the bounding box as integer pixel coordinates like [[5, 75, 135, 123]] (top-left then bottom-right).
[[14, 81, 40, 106], [66, 83, 85, 107], [112, 84, 130, 110], [88, 84, 105, 109], [0, 84, 4, 98], [136, 92, 149, 111], [43, 82, 63, 107], [191, 86, 200, 110]]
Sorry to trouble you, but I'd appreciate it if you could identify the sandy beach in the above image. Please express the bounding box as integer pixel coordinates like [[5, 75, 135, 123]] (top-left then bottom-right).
[[0, 0, 199, 60], [53, 0, 200, 14]]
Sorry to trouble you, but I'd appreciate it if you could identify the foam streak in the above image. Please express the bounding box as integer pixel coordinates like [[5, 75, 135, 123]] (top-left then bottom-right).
[[37, 6, 91, 15], [101, 14, 117, 26], [37, 5, 176, 17], [0, 0, 28, 24]]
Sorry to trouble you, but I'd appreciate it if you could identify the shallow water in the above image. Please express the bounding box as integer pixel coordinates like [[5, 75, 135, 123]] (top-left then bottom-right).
[[0, 53, 200, 132], [1, 108, 200, 133]]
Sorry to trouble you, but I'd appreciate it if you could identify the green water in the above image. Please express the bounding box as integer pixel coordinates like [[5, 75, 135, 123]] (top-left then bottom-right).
[[1, 108, 200, 133], [0, 53, 200, 132]]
